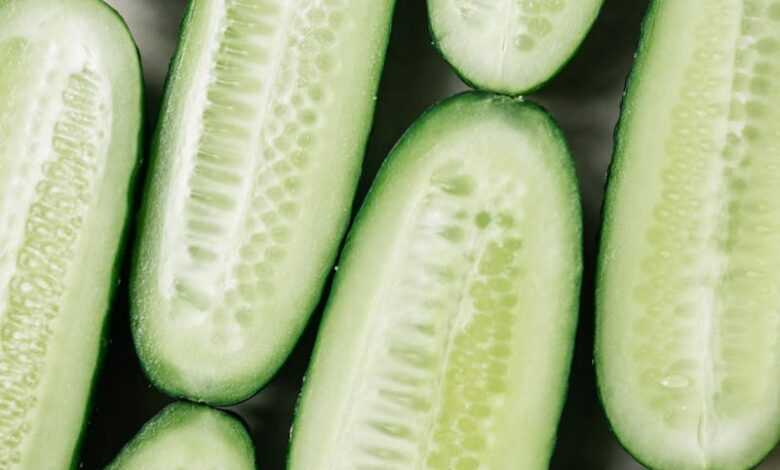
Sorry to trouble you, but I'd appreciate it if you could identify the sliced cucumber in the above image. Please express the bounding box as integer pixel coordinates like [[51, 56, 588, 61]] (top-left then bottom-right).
[[596, 1, 780, 468], [289, 92, 582, 469], [130, 0, 396, 404], [0, 0, 142, 468], [106, 402, 256, 470], [428, 0, 603, 95]]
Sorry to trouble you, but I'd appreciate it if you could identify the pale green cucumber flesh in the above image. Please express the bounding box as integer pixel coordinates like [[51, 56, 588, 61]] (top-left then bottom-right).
[[130, 0, 395, 404], [290, 93, 582, 470], [106, 402, 256, 470], [597, 1, 780, 468], [0, 0, 142, 468], [428, 0, 603, 95]]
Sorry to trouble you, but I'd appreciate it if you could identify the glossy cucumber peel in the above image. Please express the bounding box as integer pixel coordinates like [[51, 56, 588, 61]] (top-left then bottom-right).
[[106, 402, 256, 470], [428, 0, 603, 95], [131, 0, 396, 405], [290, 92, 582, 469], [0, 0, 142, 468], [596, 1, 780, 468]]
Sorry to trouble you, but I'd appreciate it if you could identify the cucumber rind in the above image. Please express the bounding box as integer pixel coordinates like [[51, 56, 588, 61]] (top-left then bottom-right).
[[289, 91, 582, 469], [105, 402, 256, 470], [129, 0, 396, 406], [595, 1, 780, 468], [427, 1, 604, 96]]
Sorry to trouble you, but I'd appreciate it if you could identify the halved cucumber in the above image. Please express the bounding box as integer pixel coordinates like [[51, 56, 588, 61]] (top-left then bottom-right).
[[130, 0, 396, 405], [428, 0, 603, 95], [106, 402, 256, 470], [289, 92, 582, 469], [596, 1, 780, 468], [0, 0, 142, 468]]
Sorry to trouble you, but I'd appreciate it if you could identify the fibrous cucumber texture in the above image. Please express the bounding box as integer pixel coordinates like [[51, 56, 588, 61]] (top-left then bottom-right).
[[290, 93, 582, 470], [0, 0, 142, 467], [131, 0, 395, 405], [597, 1, 780, 468]]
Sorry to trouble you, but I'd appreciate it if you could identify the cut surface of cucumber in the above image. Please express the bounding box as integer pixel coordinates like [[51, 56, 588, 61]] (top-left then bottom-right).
[[0, 0, 142, 468], [131, 0, 395, 404], [597, 1, 780, 468], [106, 402, 256, 470], [289, 93, 582, 470], [428, 0, 603, 95]]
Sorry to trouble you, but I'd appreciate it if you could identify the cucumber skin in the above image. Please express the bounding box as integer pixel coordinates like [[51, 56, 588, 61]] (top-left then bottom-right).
[[105, 402, 256, 470], [288, 91, 583, 468], [594, 1, 780, 469], [426, 2, 605, 96], [0, 0, 146, 467], [129, 0, 397, 406]]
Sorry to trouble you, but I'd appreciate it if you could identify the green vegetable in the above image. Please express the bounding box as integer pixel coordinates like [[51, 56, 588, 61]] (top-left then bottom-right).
[[130, 0, 396, 405], [106, 402, 256, 470], [596, 1, 780, 468], [428, 0, 603, 95], [0, 0, 142, 468], [290, 92, 582, 470]]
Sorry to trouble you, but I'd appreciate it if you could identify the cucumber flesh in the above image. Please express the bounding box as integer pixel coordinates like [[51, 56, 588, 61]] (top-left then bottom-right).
[[0, 0, 142, 468], [106, 402, 256, 470], [428, 0, 603, 95], [290, 93, 582, 470], [597, 1, 780, 468], [131, 0, 395, 404]]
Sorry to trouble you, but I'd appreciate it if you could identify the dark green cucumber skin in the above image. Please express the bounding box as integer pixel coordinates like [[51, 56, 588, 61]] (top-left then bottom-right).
[[129, 0, 398, 405], [426, 4, 605, 97], [288, 91, 583, 468], [34, 1, 145, 468], [594, 1, 779, 469]]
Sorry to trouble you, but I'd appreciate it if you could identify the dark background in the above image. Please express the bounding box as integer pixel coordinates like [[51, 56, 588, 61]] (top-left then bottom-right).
[[79, 1, 780, 468]]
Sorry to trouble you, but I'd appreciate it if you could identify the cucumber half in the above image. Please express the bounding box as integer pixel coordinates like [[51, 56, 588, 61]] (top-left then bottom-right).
[[289, 92, 582, 469], [130, 0, 396, 405], [596, 1, 780, 468], [428, 0, 603, 95], [106, 402, 256, 470], [0, 0, 142, 468]]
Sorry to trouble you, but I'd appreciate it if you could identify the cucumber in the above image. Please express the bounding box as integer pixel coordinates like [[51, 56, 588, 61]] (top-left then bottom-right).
[[596, 1, 780, 468], [0, 0, 142, 468], [106, 402, 256, 470], [427, 0, 603, 95], [130, 0, 396, 405], [289, 92, 582, 469]]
